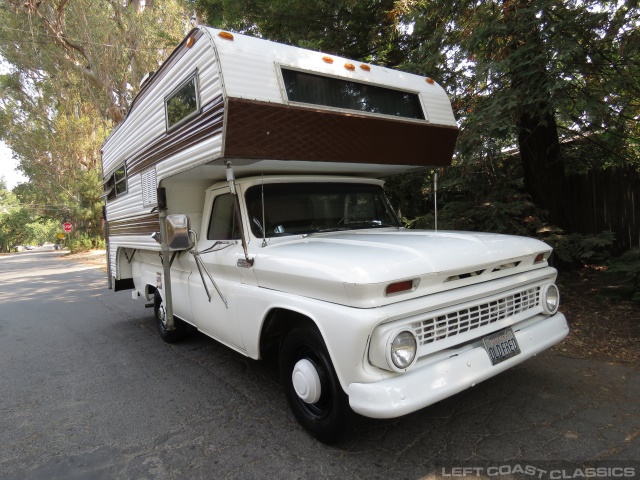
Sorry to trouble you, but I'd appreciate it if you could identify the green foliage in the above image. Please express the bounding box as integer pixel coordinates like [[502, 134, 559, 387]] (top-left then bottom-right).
[[69, 233, 106, 254], [399, 0, 639, 229], [0, 208, 30, 251], [544, 231, 616, 267], [23, 218, 59, 246], [392, 156, 547, 237], [195, 0, 402, 63], [0, 180, 60, 250], [606, 249, 640, 302], [389, 156, 622, 270]]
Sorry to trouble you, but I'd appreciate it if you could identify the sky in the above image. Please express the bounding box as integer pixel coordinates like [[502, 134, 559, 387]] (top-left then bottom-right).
[[0, 141, 28, 190]]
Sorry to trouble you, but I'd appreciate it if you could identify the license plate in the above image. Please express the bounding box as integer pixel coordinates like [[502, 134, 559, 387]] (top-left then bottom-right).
[[483, 328, 521, 365]]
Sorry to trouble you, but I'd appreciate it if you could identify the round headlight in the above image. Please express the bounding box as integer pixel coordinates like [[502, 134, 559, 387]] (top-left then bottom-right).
[[390, 330, 417, 370], [543, 283, 560, 314]]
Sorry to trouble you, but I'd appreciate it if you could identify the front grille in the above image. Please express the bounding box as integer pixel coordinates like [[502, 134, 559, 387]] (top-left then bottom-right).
[[412, 287, 540, 346]]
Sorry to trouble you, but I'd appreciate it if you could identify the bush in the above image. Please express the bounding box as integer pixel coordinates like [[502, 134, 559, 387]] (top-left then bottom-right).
[[543, 231, 616, 268], [69, 234, 105, 253], [607, 248, 640, 302]]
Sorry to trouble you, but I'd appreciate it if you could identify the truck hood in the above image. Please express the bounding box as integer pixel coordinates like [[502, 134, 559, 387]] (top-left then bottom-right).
[[252, 229, 552, 308]]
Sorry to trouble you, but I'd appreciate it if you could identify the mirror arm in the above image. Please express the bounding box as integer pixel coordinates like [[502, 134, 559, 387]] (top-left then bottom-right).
[[226, 162, 254, 266]]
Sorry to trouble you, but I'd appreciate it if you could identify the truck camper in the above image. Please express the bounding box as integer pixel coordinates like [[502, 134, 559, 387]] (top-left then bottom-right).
[[101, 26, 568, 443]]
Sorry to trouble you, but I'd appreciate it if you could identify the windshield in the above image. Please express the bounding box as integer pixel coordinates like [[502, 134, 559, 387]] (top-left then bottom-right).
[[245, 183, 401, 238]]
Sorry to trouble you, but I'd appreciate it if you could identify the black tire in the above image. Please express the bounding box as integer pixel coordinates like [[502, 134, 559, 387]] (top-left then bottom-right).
[[280, 326, 352, 444], [153, 291, 189, 343]]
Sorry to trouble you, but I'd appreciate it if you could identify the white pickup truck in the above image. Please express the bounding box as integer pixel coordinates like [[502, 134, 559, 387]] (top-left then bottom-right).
[[101, 27, 568, 443]]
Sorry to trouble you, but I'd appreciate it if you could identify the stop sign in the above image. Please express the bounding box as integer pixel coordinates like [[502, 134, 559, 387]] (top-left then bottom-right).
[[63, 222, 73, 233]]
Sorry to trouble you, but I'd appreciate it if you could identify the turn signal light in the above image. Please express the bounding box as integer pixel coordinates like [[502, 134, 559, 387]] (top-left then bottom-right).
[[186, 36, 196, 48], [385, 280, 415, 296]]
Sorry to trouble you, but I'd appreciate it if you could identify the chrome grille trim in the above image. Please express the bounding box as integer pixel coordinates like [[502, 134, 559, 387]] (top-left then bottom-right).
[[412, 287, 541, 346]]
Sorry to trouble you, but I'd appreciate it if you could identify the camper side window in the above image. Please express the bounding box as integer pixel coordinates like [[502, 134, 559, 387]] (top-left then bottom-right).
[[207, 194, 240, 240], [165, 73, 200, 130], [105, 164, 127, 201]]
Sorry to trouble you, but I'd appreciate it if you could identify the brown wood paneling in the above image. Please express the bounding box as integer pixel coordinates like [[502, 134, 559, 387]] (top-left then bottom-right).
[[108, 213, 160, 236], [223, 98, 458, 167], [127, 95, 225, 177]]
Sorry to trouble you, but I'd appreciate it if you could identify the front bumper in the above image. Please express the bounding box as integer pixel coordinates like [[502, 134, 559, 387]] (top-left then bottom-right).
[[348, 312, 568, 419]]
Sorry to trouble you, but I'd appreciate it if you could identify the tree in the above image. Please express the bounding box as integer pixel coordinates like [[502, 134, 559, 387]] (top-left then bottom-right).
[[398, 0, 639, 229], [0, 0, 189, 123], [195, 0, 402, 63], [0, 0, 190, 244]]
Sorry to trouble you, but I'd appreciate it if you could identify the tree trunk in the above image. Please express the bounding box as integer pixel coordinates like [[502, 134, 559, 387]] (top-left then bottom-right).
[[517, 110, 568, 228], [504, 0, 568, 229]]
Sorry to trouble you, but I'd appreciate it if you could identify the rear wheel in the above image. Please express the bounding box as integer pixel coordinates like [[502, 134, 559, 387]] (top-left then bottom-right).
[[280, 326, 352, 444], [153, 291, 189, 343]]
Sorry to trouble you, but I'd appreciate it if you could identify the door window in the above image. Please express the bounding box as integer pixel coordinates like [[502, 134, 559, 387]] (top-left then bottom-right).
[[207, 194, 241, 240]]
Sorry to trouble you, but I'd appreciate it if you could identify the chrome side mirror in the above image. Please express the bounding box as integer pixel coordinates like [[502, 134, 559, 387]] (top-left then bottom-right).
[[166, 214, 194, 250]]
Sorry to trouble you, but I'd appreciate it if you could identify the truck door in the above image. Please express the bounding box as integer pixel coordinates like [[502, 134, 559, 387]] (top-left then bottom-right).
[[188, 188, 245, 351]]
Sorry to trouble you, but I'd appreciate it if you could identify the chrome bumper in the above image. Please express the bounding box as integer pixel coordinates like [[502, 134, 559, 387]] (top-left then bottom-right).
[[348, 313, 568, 419]]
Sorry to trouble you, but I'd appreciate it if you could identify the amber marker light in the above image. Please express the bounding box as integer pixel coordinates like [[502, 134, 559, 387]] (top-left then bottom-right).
[[344, 63, 355, 71], [534, 253, 545, 263], [385, 280, 416, 296], [218, 31, 234, 41], [186, 36, 196, 48], [360, 64, 371, 71], [322, 56, 334, 64], [425, 77, 435, 84]]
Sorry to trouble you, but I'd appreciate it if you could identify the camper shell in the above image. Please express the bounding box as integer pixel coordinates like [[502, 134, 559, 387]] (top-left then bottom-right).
[[101, 27, 568, 443]]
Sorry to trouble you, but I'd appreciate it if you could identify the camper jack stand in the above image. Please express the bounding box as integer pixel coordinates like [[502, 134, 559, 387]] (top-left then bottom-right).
[[157, 188, 175, 331]]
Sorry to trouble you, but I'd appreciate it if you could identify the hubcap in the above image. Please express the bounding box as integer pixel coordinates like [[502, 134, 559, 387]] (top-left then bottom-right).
[[158, 302, 167, 328], [292, 359, 322, 404]]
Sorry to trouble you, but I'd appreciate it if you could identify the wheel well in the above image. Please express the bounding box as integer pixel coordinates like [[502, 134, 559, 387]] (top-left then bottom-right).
[[259, 308, 317, 359], [145, 285, 157, 301]]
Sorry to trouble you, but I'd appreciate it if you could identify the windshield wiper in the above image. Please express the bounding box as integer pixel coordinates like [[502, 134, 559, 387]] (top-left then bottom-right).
[[307, 222, 398, 235]]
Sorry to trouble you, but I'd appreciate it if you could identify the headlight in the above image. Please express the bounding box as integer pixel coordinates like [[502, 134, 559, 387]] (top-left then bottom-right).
[[542, 283, 560, 315], [389, 330, 417, 370]]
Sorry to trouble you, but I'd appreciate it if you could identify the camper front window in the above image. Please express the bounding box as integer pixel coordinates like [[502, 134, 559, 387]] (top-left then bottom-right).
[[165, 74, 199, 130], [281, 68, 425, 120]]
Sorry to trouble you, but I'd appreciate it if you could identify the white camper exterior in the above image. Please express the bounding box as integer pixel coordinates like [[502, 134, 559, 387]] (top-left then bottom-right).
[[101, 27, 568, 443]]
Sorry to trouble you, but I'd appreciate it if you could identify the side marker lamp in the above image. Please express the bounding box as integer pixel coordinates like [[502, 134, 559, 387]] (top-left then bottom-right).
[[218, 31, 234, 41]]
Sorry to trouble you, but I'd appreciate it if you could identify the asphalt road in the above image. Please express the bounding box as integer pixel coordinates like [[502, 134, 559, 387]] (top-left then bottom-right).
[[1, 250, 638, 480]]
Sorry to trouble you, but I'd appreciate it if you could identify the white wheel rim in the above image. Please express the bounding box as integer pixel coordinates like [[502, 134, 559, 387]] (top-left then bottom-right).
[[158, 302, 167, 327], [292, 359, 321, 404]]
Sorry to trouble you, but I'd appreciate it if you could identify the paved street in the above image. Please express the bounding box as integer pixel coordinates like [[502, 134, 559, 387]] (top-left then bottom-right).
[[1, 251, 638, 479]]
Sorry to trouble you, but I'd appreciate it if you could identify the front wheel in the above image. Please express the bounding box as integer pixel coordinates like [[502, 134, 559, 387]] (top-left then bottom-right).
[[280, 326, 352, 444], [153, 291, 189, 343]]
